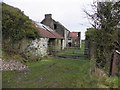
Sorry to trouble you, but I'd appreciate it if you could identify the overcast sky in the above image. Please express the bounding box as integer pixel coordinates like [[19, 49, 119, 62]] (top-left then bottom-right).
[[3, 0, 95, 40]]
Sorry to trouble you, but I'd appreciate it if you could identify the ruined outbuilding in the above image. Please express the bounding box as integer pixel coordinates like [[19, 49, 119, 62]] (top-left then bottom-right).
[[68, 32, 81, 47]]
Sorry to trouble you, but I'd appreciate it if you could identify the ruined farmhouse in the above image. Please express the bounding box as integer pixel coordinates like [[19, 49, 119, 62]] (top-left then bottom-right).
[[34, 22, 63, 55], [41, 14, 70, 49], [18, 14, 81, 60]]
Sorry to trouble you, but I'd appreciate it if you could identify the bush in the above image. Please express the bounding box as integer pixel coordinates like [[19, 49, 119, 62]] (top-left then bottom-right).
[[2, 3, 39, 54], [85, 28, 119, 74], [2, 3, 39, 42]]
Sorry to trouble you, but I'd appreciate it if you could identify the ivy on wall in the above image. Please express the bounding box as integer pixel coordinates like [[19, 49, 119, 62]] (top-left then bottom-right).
[[2, 3, 39, 42], [2, 3, 40, 55]]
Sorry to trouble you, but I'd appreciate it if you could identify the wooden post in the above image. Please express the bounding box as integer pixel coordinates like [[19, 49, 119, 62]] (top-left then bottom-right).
[[109, 51, 114, 76], [109, 50, 120, 76]]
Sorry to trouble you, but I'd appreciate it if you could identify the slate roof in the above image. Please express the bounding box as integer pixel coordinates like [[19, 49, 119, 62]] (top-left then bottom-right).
[[34, 22, 63, 39]]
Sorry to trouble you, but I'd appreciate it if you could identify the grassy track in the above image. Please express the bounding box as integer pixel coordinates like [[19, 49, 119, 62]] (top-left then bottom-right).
[[2, 42, 119, 88], [2, 43, 99, 88], [2, 57, 98, 88]]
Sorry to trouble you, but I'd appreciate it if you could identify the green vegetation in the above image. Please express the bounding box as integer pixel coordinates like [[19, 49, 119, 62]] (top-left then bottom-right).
[[85, 1, 120, 88], [2, 46, 98, 88], [96, 74, 120, 88], [3, 57, 97, 88], [2, 3, 39, 41], [56, 42, 86, 61], [85, 1, 120, 75], [2, 46, 119, 88], [2, 3, 40, 60], [2, 2, 119, 88], [57, 48, 82, 56], [57, 42, 85, 56], [2, 3, 39, 56], [104, 76, 120, 88]]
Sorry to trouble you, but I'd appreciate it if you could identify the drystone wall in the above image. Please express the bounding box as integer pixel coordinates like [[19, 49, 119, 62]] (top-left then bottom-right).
[[24, 38, 49, 60]]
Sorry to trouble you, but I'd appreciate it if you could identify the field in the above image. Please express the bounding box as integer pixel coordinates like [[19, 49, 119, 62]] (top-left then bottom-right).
[[3, 57, 97, 88], [2, 43, 119, 88]]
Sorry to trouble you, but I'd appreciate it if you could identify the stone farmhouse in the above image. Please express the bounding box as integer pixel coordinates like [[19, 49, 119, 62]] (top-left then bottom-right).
[[41, 14, 70, 49], [20, 14, 81, 60], [16, 21, 64, 60]]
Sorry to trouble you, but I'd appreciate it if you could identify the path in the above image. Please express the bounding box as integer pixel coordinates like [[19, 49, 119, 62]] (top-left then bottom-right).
[[3, 45, 107, 88], [3, 56, 96, 88], [2, 47, 99, 88]]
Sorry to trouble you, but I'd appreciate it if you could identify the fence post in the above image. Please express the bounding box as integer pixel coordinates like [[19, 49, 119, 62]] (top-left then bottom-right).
[[109, 50, 120, 76]]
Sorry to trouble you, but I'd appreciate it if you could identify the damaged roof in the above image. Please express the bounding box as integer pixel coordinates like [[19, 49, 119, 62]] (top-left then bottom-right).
[[34, 22, 63, 39]]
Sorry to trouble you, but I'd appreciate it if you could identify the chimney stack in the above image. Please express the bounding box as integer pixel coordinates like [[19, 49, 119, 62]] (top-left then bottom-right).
[[45, 14, 52, 19]]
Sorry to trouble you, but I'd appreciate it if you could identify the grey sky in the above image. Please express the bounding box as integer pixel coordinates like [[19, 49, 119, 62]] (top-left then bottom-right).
[[3, 0, 94, 40]]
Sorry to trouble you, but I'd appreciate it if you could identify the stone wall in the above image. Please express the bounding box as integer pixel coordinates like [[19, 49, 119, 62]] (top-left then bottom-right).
[[24, 38, 48, 60], [6, 38, 49, 60]]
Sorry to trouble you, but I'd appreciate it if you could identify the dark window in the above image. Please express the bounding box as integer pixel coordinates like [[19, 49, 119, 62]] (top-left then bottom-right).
[[54, 24, 57, 29]]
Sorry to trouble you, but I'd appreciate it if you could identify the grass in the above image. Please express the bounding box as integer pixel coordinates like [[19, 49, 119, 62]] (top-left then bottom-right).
[[57, 48, 82, 56], [2, 57, 98, 88], [2, 42, 119, 88], [2, 42, 98, 88], [97, 75, 120, 88], [57, 42, 85, 56], [103, 76, 120, 88], [57, 42, 86, 62]]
